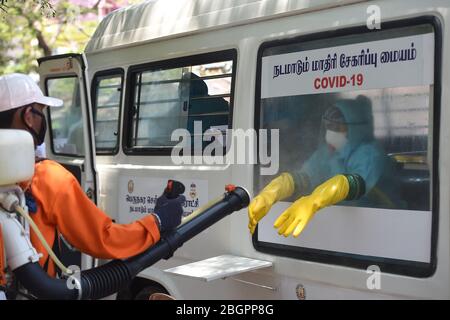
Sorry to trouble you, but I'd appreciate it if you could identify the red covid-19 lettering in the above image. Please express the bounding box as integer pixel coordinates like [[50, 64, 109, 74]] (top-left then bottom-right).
[[314, 74, 364, 90]]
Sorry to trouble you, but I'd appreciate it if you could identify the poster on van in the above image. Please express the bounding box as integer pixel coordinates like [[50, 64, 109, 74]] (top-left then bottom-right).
[[118, 176, 208, 224], [256, 26, 435, 269], [261, 32, 434, 98]]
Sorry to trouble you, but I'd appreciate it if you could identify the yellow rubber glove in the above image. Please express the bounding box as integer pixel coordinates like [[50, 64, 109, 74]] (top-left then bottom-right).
[[248, 172, 295, 234], [273, 174, 350, 237]]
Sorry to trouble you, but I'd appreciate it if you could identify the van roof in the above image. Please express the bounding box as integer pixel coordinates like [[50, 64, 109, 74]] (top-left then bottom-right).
[[85, 0, 365, 54]]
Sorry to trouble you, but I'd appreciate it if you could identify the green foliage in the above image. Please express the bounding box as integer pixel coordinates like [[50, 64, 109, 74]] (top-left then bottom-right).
[[0, 0, 54, 16], [0, 0, 97, 74], [0, 0, 143, 74]]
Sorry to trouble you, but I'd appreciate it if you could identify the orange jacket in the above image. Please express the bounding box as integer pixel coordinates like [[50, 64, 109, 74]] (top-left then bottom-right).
[[27, 160, 160, 277]]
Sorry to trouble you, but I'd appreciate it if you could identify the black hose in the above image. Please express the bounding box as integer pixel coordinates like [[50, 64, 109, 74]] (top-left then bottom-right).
[[80, 259, 133, 300], [13, 187, 250, 300], [125, 186, 250, 276], [13, 263, 79, 300]]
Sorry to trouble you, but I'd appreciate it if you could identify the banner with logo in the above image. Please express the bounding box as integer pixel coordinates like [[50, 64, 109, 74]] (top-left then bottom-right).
[[261, 32, 434, 98], [118, 176, 208, 224]]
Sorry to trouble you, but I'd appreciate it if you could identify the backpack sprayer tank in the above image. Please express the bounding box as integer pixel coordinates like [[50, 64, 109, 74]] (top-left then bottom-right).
[[0, 130, 42, 297], [0, 130, 35, 186]]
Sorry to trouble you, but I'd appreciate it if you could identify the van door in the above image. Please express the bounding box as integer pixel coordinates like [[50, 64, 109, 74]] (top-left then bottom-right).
[[37, 54, 97, 271]]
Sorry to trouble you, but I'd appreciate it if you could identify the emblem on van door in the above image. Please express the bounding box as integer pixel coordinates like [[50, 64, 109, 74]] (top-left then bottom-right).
[[128, 180, 134, 194], [189, 183, 197, 199], [296, 284, 306, 300], [65, 58, 73, 71]]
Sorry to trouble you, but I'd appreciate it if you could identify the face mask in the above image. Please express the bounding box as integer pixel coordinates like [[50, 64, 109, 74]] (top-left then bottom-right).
[[325, 130, 347, 151], [21, 106, 47, 146], [35, 143, 47, 158]]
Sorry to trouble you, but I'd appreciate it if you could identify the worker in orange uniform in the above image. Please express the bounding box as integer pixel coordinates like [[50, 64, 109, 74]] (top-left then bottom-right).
[[0, 73, 185, 278]]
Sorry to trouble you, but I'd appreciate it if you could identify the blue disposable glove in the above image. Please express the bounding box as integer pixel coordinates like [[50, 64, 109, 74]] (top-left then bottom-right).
[[153, 194, 186, 233]]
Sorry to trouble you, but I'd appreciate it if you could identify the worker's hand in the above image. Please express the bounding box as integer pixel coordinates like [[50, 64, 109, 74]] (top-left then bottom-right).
[[248, 172, 295, 234], [274, 174, 350, 237], [153, 194, 186, 233]]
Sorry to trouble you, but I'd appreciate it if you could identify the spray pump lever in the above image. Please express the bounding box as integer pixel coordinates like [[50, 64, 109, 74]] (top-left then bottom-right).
[[164, 180, 185, 199]]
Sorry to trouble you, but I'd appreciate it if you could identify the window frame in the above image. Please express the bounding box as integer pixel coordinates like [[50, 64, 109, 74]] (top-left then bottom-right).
[[122, 49, 237, 155], [252, 16, 442, 278], [91, 68, 124, 155], [45, 75, 85, 158]]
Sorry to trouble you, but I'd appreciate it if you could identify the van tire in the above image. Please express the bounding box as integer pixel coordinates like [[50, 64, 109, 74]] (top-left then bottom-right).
[[134, 285, 169, 300]]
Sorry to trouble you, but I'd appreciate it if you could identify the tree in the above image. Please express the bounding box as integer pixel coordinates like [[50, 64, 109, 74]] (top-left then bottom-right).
[[0, 0, 136, 74], [1, 0, 54, 14]]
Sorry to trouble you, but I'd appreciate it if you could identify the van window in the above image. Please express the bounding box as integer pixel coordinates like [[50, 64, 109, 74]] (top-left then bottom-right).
[[255, 22, 438, 277], [92, 70, 123, 154], [47, 76, 85, 156], [125, 50, 236, 153]]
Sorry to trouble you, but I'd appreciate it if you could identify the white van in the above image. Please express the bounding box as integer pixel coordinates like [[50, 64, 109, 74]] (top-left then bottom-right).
[[37, 0, 450, 299]]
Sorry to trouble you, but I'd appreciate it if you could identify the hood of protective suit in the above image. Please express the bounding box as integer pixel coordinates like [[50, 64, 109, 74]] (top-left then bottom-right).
[[188, 72, 208, 97], [334, 95, 374, 147]]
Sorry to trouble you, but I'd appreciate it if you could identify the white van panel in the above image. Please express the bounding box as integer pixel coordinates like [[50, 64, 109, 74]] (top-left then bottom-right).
[[85, 0, 367, 53], [86, 0, 450, 299]]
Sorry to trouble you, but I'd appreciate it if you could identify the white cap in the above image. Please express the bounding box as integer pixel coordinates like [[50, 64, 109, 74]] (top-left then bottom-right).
[[0, 73, 63, 112]]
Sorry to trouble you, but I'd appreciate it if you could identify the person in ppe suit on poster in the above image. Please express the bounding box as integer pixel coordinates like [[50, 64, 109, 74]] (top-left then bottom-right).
[[248, 95, 403, 238], [0, 73, 185, 283]]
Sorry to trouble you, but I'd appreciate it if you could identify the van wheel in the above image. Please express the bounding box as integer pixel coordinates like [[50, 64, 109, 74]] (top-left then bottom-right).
[[134, 285, 169, 300]]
